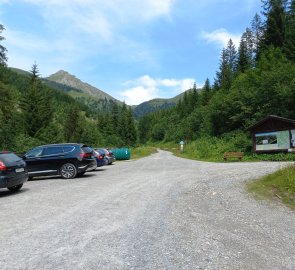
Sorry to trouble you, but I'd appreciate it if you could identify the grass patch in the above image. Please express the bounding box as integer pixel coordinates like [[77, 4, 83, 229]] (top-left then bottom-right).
[[149, 132, 295, 162], [247, 165, 295, 209], [130, 146, 157, 160]]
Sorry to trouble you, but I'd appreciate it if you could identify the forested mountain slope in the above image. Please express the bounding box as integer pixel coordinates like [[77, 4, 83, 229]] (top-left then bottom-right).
[[138, 1, 295, 145]]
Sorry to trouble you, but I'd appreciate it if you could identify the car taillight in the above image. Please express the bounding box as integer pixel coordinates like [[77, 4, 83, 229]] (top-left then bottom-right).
[[98, 155, 103, 160], [0, 160, 7, 171], [107, 153, 112, 157], [80, 153, 92, 158]]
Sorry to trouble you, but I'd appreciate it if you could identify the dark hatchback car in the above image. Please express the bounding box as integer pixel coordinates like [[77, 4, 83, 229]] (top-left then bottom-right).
[[93, 149, 106, 167], [95, 148, 116, 165], [23, 143, 97, 179], [0, 152, 28, 192]]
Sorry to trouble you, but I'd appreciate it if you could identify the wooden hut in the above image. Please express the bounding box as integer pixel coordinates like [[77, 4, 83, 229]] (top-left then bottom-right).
[[249, 115, 295, 153]]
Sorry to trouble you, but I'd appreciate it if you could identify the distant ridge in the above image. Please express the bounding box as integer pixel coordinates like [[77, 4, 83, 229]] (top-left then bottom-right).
[[47, 70, 121, 103], [9, 67, 201, 117], [133, 88, 202, 118]]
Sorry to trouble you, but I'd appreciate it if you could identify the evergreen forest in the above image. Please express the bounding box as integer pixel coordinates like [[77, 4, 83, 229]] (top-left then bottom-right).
[[0, 63, 137, 153], [1, 0, 295, 156], [137, 0, 295, 152]]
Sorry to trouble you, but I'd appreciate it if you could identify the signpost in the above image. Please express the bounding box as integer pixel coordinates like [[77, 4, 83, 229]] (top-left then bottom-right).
[[179, 140, 184, 153]]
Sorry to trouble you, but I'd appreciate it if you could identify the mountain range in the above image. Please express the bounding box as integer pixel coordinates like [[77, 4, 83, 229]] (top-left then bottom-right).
[[10, 68, 195, 117]]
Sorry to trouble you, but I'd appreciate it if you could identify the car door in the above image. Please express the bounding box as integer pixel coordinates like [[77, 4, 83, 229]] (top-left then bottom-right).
[[24, 147, 45, 175], [41, 146, 65, 172]]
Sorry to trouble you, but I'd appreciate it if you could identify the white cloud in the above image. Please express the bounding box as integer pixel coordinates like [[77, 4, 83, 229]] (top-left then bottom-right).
[[2, 0, 175, 72], [120, 75, 198, 105], [22, 0, 175, 35], [201, 28, 241, 48], [121, 86, 158, 105], [5, 29, 52, 52]]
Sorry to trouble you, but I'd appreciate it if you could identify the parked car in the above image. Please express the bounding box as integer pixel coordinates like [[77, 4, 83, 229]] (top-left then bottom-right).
[[22, 143, 97, 179], [93, 149, 106, 167], [95, 148, 116, 165], [0, 151, 28, 192]]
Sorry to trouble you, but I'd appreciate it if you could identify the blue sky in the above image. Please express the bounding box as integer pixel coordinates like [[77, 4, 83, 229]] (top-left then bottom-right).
[[0, 0, 262, 105]]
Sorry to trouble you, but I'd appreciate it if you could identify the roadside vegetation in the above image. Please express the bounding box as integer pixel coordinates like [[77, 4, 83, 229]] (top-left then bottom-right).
[[130, 146, 157, 160], [153, 135, 295, 162], [137, 1, 295, 162], [247, 165, 295, 209], [1, 1, 295, 161]]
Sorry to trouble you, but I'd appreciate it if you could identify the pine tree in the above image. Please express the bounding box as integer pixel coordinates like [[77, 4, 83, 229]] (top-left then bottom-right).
[[214, 39, 237, 91], [21, 63, 53, 138], [0, 24, 8, 66], [64, 105, 81, 142], [138, 115, 151, 143], [251, 13, 264, 60], [237, 28, 253, 73], [118, 103, 129, 144], [226, 39, 238, 74], [111, 103, 120, 136], [200, 78, 212, 106], [261, 0, 288, 50], [283, 0, 295, 61], [125, 107, 137, 146], [0, 81, 19, 148]]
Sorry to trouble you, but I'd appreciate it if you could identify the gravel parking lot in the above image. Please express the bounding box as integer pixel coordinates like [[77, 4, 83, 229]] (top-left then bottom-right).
[[0, 150, 294, 270]]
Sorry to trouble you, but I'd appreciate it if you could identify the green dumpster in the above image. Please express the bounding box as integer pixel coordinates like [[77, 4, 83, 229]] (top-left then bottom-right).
[[111, 148, 131, 160]]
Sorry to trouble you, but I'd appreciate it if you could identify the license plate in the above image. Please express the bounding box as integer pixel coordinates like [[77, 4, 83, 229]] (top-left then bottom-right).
[[15, 168, 25, 173]]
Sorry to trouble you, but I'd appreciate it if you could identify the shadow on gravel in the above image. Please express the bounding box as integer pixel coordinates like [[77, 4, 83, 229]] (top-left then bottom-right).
[[0, 188, 29, 198], [29, 171, 103, 181], [29, 175, 63, 181], [77, 173, 97, 178], [93, 168, 106, 172]]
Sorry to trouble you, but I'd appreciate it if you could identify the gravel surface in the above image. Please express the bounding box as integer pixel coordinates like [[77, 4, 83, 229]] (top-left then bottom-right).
[[0, 150, 294, 270]]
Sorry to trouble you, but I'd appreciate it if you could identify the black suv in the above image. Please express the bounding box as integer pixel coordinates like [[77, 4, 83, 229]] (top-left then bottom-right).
[[0, 152, 28, 192], [23, 144, 97, 179]]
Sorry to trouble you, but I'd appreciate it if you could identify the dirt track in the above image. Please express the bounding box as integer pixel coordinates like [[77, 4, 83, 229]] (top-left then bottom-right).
[[0, 150, 294, 270]]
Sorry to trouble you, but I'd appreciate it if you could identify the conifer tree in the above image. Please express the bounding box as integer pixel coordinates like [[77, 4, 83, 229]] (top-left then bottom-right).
[[237, 29, 253, 73], [261, 0, 288, 50], [251, 13, 264, 60], [64, 105, 81, 142], [283, 0, 295, 61], [118, 103, 137, 145], [0, 24, 8, 66], [226, 39, 238, 74], [200, 78, 212, 106], [125, 107, 137, 146], [111, 103, 120, 136], [21, 63, 53, 138], [138, 115, 151, 143], [214, 40, 237, 91], [0, 81, 19, 148]]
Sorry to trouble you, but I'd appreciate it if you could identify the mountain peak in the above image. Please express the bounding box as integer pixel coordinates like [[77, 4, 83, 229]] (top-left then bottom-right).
[[48, 70, 76, 81], [47, 70, 121, 103]]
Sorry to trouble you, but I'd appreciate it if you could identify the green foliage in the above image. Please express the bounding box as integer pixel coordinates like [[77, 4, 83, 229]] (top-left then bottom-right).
[[20, 66, 54, 138], [0, 24, 8, 66], [283, 0, 295, 61], [247, 165, 295, 209], [261, 0, 287, 50], [174, 131, 251, 161], [130, 146, 157, 160], [0, 63, 138, 152]]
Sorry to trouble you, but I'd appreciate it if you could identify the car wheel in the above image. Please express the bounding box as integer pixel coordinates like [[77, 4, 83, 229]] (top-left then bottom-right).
[[8, 184, 23, 192], [60, 163, 77, 179]]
